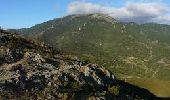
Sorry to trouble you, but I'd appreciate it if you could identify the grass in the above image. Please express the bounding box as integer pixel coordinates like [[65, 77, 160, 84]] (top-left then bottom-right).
[[124, 78, 170, 97]]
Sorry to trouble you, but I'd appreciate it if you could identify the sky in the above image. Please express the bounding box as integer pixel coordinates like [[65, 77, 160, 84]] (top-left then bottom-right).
[[0, 0, 170, 29]]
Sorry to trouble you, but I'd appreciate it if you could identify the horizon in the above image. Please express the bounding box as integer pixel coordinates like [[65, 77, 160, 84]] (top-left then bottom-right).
[[0, 0, 170, 29], [3, 13, 169, 30]]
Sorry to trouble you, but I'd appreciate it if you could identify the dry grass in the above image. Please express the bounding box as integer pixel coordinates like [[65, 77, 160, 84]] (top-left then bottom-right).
[[125, 78, 170, 97]]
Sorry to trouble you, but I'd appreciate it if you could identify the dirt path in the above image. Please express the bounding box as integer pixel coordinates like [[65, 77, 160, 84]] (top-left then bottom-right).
[[0, 59, 25, 70], [0, 59, 25, 82]]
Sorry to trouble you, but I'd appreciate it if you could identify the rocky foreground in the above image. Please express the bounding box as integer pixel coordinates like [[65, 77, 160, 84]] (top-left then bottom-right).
[[0, 29, 158, 100]]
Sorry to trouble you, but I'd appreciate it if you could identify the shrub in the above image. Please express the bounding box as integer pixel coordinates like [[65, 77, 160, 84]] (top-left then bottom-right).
[[108, 85, 120, 96], [70, 81, 81, 90]]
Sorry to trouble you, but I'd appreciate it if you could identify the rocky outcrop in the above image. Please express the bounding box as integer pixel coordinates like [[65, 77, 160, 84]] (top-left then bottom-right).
[[0, 30, 158, 100]]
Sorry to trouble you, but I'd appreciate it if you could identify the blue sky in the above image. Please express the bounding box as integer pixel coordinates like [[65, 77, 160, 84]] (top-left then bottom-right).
[[0, 0, 170, 29], [0, 0, 70, 29]]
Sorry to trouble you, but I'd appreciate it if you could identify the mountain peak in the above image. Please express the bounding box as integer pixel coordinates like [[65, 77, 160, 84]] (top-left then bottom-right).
[[89, 13, 117, 23], [69, 13, 117, 24]]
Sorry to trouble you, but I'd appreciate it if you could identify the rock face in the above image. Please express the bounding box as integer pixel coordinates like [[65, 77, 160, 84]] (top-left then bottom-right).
[[0, 29, 157, 99]]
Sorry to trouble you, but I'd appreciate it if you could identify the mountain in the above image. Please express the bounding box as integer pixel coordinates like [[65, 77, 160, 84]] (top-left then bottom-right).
[[0, 29, 162, 99], [9, 14, 170, 97], [11, 14, 170, 81]]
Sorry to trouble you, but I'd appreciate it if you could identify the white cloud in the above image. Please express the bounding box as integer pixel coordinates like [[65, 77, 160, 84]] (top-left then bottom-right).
[[67, 1, 170, 24], [152, 15, 170, 24]]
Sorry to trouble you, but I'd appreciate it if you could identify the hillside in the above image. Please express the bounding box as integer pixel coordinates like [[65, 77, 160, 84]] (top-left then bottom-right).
[[11, 14, 170, 81], [0, 29, 162, 99]]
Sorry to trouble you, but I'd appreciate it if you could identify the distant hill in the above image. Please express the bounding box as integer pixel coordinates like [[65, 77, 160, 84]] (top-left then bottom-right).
[[10, 14, 170, 81]]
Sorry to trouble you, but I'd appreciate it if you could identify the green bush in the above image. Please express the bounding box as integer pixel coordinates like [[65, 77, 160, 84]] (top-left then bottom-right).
[[108, 85, 120, 96], [70, 81, 81, 90]]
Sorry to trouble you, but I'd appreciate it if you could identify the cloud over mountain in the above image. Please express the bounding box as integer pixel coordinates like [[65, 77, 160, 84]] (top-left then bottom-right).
[[67, 1, 170, 24]]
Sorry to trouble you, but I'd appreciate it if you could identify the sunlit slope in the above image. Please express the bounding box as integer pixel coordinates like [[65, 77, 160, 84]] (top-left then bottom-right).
[[126, 78, 170, 97]]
